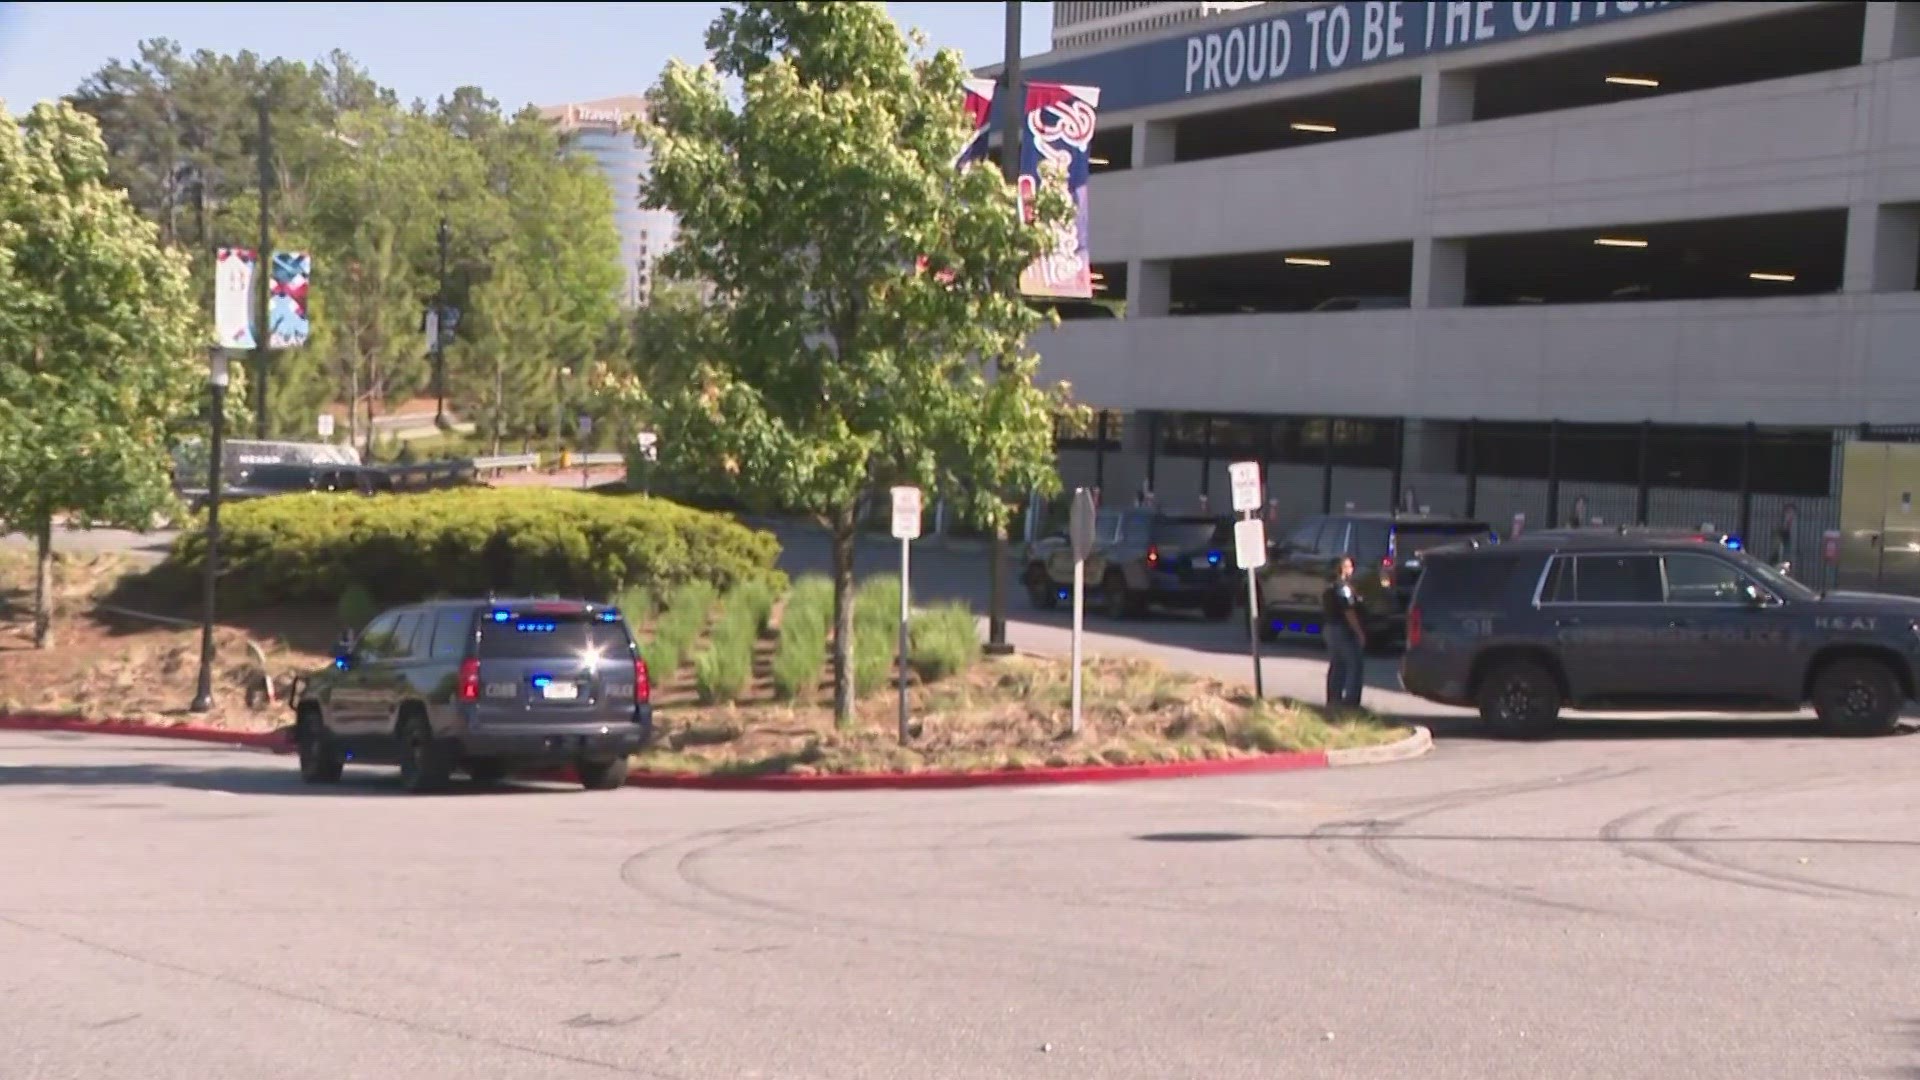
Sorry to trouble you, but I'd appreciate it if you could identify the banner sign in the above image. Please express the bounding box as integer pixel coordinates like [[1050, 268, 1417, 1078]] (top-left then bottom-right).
[[1016, 1, 1687, 114], [268, 250, 311, 349], [212, 247, 256, 350], [957, 77, 996, 168], [1017, 83, 1101, 300]]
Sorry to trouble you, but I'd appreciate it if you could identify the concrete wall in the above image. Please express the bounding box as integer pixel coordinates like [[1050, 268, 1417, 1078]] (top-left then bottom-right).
[[1033, 292, 1920, 426]]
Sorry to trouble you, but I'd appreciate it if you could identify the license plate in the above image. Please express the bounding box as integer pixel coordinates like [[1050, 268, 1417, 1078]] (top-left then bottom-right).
[[541, 681, 580, 701], [1191, 556, 1211, 570]]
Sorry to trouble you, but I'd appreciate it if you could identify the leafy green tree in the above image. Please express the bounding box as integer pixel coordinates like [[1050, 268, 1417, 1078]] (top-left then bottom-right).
[[0, 103, 203, 647], [639, 1, 1076, 724]]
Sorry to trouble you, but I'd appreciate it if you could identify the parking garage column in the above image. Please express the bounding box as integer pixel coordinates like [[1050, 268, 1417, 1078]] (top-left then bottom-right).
[[1862, 1, 1920, 63], [1844, 205, 1920, 293], [1412, 237, 1467, 308], [1130, 119, 1177, 168], [1419, 67, 1475, 127], [1129, 259, 1171, 317]]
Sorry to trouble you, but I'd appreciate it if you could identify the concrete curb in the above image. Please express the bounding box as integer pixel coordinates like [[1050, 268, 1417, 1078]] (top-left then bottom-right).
[[1326, 725, 1433, 768], [0, 716, 1432, 790]]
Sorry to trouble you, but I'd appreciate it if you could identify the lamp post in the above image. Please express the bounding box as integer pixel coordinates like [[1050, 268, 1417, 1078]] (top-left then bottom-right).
[[985, 0, 1024, 657], [433, 205, 450, 427], [189, 351, 231, 714]]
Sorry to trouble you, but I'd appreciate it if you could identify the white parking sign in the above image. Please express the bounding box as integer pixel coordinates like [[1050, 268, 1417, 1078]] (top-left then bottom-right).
[[1228, 461, 1262, 514], [890, 486, 922, 540]]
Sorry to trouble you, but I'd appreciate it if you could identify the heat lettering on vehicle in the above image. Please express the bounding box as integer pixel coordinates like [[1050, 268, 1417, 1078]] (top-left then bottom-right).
[[1813, 616, 1877, 632]]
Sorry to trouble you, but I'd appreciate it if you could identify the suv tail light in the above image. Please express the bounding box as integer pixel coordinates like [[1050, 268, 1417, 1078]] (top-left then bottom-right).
[[1146, 545, 1160, 568], [457, 658, 481, 702], [1407, 604, 1422, 649], [635, 657, 651, 704], [1379, 555, 1394, 586]]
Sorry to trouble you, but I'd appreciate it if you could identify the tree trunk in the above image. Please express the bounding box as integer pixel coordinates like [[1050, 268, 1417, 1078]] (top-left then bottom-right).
[[830, 505, 858, 728], [32, 516, 53, 650]]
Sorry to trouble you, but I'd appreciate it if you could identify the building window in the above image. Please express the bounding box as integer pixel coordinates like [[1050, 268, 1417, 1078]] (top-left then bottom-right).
[[1057, 408, 1124, 450], [1157, 412, 1211, 456]]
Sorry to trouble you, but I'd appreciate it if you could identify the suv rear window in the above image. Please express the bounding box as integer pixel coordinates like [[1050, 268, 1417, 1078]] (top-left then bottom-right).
[[1152, 517, 1227, 548], [477, 611, 635, 660], [1414, 554, 1524, 607]]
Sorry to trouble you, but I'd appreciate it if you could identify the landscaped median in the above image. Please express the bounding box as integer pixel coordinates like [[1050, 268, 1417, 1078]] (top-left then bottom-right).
[[0, 512, 1429, 790]]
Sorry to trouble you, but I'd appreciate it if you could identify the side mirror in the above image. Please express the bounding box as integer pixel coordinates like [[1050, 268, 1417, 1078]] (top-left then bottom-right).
[[333, 631, 356, 669]]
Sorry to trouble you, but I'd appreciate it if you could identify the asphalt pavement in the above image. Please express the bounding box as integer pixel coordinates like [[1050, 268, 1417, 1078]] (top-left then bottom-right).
[[5, 727, 1920, 1079]]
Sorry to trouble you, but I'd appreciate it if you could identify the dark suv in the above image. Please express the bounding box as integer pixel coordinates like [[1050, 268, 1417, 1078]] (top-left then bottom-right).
[[1023, 508, 1236, 619], [1256, 512, 1494, 644], [292, 598, 653, 792], [1400, 532, 1920, 738]]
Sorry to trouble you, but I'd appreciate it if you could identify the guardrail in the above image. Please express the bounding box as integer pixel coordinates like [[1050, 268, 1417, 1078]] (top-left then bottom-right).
[[471, 453, 541, 473], [570, 452, 625, 468]]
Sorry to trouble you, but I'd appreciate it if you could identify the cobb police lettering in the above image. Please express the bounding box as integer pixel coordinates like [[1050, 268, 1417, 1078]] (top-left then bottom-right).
[[1022, 1, 1685, 113]]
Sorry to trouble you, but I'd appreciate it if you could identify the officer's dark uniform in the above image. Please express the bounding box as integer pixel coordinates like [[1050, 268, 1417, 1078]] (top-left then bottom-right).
[[1321, 577, 1364, 711]]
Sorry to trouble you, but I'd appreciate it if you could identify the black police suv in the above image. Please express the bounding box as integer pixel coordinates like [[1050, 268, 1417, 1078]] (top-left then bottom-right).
[[1022, 508, 1237, 619], [1257, 512, 1495, 645], [1400, 531, 1920, 738], [293, 598, 653, 793]]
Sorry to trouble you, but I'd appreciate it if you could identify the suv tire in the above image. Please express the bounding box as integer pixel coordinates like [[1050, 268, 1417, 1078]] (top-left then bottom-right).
[[1024, 564, 1058, 610], [295, 709, 344, 784], [466, 757, 509, 783], [578, 757, 631, 791], [1476, 658, 1562, 739], [397, 716, 454, 794], [1811, 658, 1903, 736], [1102, 570, 1136, 620]]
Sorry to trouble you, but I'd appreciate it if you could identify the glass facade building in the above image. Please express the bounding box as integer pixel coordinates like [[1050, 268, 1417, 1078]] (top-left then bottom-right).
[[538, 95, 676, 307]]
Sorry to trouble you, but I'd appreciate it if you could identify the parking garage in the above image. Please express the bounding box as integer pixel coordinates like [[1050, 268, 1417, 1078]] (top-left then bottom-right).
[[1167, 242, 1411, 315]]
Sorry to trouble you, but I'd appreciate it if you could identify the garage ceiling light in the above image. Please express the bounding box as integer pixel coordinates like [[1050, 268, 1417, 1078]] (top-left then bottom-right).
[[1594, 237, 1649, 249], [1089, 157, 1110, 165], [1749, 271, 1797, 283], [1285, 256, 1332, 267], [1606, 75, 1661, 88], [1290, 121, 1338, 133]]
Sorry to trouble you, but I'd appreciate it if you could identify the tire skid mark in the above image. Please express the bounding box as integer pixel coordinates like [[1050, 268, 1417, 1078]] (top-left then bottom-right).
[[1655, 810, 1910, 901], [1306, 765, 1644, 917], [0, 912, 684, 1079]]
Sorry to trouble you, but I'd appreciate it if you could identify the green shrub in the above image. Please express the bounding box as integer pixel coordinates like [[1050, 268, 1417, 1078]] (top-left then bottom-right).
[[614, 585, 655, 627], [647, 580, 719, 681], [770, 575, 832, 702], [160, 488, 782, 610], [908, 603, 980, 683], [852, 575, 903, 698], [336, 582, 379, 632], [693, 635, 752, 704]]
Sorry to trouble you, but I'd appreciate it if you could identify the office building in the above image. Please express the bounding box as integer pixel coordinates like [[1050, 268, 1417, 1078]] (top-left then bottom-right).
[[1052, 1, 1273, 49], [539, 94, 677, 306]]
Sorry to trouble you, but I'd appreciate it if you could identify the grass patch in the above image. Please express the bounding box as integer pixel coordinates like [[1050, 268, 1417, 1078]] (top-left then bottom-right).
[[908, 602, 979, 682], [770, 574, 832, 702]]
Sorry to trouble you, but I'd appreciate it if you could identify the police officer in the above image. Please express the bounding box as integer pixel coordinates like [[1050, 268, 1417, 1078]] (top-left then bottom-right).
[[1322, 554, 1365, 713]]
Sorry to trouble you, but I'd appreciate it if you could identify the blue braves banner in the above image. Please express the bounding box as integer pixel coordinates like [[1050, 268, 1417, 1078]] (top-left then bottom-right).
[[1016, 0, 1689, 114], [268, 251, 311, 349]]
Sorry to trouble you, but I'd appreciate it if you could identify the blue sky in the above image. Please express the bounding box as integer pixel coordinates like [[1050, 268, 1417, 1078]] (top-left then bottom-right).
[[0, 2, 1053, 112]]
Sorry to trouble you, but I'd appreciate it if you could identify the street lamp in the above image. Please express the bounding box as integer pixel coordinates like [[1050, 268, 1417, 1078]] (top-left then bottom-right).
[[189, 350, 231, 713], [433, 201, 451, 427], [984, 0, 1025, 657]]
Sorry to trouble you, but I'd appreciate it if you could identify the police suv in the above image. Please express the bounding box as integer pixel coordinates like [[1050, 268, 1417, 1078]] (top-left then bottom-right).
[[1400, 531, 1920, 738]]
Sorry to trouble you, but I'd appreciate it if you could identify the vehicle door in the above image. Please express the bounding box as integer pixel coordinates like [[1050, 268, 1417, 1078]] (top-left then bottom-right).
[[330, 611, 400, 734], [1539, 552, 1667, 701], [341, 609, 421, 740], [1652, 551, 1796, 703], [1347, 521, 1394, 618], [1044, 508, 1121, 585], [1258, 517, 1329, 615], [421, 605, 477, 707]]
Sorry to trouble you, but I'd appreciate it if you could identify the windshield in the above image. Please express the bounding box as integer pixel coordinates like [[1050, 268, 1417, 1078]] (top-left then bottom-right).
[[1394, 523, 1493, 556], [477, 612, 636, 660], [1727, 549, 1821, 602]]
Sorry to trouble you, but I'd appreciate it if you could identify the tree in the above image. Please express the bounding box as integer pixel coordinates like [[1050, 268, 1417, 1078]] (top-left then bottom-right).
[[639, 1, 1077, 725], [0, 102, 203, 647]]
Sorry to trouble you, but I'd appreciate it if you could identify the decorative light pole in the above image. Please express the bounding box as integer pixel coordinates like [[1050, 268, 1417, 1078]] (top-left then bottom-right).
[[433, 202, 451, 427], [985, 0, 1024, 657], [190, 350, 231, 713]]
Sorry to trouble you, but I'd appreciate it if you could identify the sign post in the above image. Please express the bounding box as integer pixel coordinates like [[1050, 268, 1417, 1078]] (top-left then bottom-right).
[[1067, 487, 1097, 734], [1228, 462, 1267, 698], [891, 486, 922, 746]]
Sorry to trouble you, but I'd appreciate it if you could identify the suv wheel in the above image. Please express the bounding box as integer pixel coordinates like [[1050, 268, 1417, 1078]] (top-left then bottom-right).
[[295, 710, 343, 784], [577, 757, 631, 791], [1812, 658, 1903, 736], [1476, 658, 1561, 739], [466, 758, 509, 783], [397, 717, 453, 793], [1024, 564, 1058, 610]]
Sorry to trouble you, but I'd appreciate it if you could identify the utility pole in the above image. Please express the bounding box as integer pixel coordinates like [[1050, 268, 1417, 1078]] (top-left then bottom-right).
[[434, 214, 450, 427], [253, 95, 272, 440], [985, 0, 1023, 657]]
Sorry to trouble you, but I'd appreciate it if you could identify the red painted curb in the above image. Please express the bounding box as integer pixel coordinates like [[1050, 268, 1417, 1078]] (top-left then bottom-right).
[[618, 750, 1330, 791], [0, 714, 292, 752], [1, 713, 1332, 790]]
